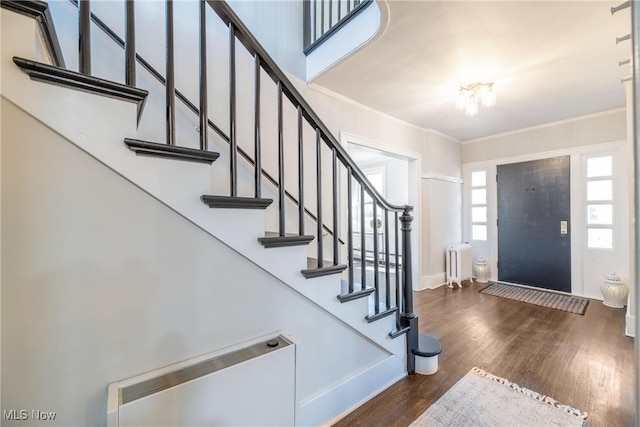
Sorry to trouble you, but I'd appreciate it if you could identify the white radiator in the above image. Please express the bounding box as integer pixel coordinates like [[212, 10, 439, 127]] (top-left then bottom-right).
[[446, 243, 472, 288], [107, 333, 296, 427]]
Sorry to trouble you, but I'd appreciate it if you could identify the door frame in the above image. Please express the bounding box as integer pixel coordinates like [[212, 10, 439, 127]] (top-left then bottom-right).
[[462, 140, 627, 297], [339, 131, 422, 291]]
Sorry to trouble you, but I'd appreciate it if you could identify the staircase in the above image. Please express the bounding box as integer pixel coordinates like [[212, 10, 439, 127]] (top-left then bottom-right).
[[1, 0, 421, 424]]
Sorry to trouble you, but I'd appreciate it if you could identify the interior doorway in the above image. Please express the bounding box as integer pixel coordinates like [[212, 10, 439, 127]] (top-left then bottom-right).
[[497, 156, 572, 292], [341, 132, 421, 290]]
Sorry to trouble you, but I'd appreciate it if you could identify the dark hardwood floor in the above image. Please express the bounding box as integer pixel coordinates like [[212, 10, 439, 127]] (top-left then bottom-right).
[[333, 282, 634, 427]]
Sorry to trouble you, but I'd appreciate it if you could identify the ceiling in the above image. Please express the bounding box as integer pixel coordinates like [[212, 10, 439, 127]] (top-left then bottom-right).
[[312, 1, 632, 142]]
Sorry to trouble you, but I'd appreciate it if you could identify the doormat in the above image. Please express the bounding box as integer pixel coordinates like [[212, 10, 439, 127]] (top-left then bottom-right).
[[480, 282, 589, 315], [409, 367, 586, 427]]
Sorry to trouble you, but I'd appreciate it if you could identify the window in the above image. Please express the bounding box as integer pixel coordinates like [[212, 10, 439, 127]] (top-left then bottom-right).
[[352, 168, 385, 232], [586, 155, 613, 249], [471, 170, 487, 241]]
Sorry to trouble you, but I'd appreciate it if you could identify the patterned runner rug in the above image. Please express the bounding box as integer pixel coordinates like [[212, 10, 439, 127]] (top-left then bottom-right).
[[480, 282, 589, 315], [410, 367, 587, 427]]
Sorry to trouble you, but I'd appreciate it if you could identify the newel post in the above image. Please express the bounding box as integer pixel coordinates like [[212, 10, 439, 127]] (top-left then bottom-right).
[[400, 205, 418, 375]]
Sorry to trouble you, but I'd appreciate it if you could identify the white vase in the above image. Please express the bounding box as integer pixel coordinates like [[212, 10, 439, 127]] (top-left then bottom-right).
[[600, 272, 628, 308]]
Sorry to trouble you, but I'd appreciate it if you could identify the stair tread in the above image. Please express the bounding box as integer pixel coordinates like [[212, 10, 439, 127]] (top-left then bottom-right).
[[124, 139, 220, 164], [337, 285, 375, 303], [13, 57, 148, 122], [201, 195, 273, 210], [389, 326, 411, 339], [301, 258, 348, 279], [258, 233, 314, 248], [365, 307, 398, 323]]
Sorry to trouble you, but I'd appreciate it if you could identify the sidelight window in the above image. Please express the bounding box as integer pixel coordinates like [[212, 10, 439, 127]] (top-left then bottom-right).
[[586, 155, 614, 249], [471, 170, 487, 241]]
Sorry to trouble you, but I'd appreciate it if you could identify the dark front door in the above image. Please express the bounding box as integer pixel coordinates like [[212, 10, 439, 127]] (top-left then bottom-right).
[[497, 156, 571, 292]]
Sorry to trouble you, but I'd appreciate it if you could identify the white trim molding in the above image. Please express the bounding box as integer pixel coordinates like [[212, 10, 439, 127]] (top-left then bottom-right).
[[419, 273, 447, 291], [626, 314, 635, 337], [421, 173, 463, 184]]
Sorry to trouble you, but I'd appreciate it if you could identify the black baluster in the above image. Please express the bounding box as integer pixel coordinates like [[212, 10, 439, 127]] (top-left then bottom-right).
[[360, 184, 366, 291], [385, 209, 390, 310], [395, 211, 400, 322], [347, 167, 354, 293], [198, 0, 208, 150], [254, 54, 261, 198], [229, 23, 237, 195], [337, 0, 341, 22], [373, 200, 379, 313], [321, 0, 325, 36], [298, 106, 305, 235], [79, 0, 91, 74], [125, 0, 135, 86], [165, 0, 175, 145], [277, 82, 285, 237], [332, 147, 339, 265], [316, 129, 323, 268]]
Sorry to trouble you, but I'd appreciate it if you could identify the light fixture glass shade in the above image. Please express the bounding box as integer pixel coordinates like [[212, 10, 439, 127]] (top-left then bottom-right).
[[482, 86, 496, 107], [457, 82, 496, 115], [465, 96, 478, 116]]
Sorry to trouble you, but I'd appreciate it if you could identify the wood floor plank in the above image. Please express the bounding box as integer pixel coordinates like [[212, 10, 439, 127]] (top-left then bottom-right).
[[333, 282, 634, 427]]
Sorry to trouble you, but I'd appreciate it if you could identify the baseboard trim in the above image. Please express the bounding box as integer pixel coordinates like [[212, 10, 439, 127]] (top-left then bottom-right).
[[299, 355, 405, 427], [626, 313, 635, 337], [419, 273, 447, 290]]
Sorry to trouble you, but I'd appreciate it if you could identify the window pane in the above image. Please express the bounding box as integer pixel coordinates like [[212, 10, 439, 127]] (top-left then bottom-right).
[[587, 204, 613, 225], [366, 172, 384, 196], [472, 207, 487, 223], [587, 180, 612, 201], [472, 189, 486, 205], [472, 225, 487, 241], [587, 156, 612, 178], [471, 171, 486, 187], [588, 228, 613, 249]]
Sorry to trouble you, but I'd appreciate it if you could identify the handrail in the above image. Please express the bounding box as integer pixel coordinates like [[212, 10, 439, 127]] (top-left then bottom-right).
[[207, 3, 417, 367], [67, 0, 344, 243], [57, 0, 416, 367], [206, 0, 410, 215]]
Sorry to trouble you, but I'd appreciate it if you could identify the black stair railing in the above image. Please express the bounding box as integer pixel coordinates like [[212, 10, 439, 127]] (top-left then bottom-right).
[[209, 0, 417, 359], [303, 0, 373, 54], [62, 0, 418, 372], [68, 0, 338, 240]]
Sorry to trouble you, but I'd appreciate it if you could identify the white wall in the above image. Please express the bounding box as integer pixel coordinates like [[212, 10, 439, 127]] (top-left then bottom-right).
[[463, 109, 626, 163], [228, 0, 306, 80], [420, 131, 463, 289], [0, 98, 391, 426]]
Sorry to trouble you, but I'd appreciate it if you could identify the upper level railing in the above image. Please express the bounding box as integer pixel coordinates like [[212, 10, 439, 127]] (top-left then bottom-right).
[[55, 0, 418, 372], [303, 0, 373, 54]]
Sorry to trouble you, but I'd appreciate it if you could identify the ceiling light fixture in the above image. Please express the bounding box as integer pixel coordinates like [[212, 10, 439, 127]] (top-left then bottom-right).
[[455, 82, 496, 117]]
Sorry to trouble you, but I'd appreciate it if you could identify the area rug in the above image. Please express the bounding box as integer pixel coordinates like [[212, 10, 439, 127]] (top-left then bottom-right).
[[480, 282, 589, 315], [410, 367, 587, 427]]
